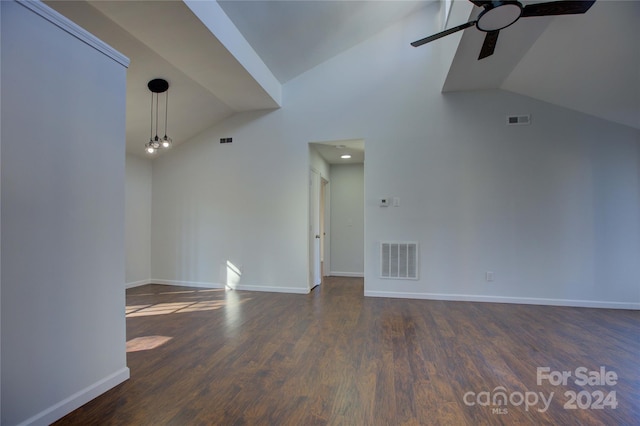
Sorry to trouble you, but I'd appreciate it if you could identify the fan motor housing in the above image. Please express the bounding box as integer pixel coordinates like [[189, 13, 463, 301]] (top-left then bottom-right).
[[477, 1, 523, 32]]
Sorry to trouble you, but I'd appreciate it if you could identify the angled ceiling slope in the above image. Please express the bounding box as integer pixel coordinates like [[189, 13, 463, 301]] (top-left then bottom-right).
[[442, 0, 639, 130], [218, 0, 437, 83], [47, 0, 638, 159], [46, 0, 281, 156]]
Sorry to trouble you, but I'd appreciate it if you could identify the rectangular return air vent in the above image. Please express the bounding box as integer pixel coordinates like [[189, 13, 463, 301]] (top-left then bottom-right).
[[507, 114, 531, 125], [380, 242, 418, 280]]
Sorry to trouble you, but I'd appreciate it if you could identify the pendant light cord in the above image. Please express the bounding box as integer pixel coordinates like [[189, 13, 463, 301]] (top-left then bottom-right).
[[150, 91, 154, 140], [164, 90, 169, 136], [155, 92, 159, 139]]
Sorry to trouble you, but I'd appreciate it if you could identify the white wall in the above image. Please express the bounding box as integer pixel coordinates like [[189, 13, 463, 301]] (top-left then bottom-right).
[[330, 164, 364, 276], [1, 2, 129, 424], [365, 89, 640, 308], [309, 145, 330, 179], [150, 111, 311, 293], [0, 2, 3, 417], [151, 3, 639, 308], [126, 154, 152, 287]]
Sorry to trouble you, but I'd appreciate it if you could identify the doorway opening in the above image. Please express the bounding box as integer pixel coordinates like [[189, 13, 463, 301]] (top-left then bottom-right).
[[308, 139, 365, 291]]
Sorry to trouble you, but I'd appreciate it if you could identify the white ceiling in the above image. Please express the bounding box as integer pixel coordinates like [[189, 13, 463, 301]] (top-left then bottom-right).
[[218, 0, 435, 83], [45, 0, 639, 158], [311, 139, 365, 165], [443, 0, 640, 130]]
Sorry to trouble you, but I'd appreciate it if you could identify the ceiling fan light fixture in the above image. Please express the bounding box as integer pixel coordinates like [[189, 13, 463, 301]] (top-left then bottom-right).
[[411, 0, 595, 60], [476, 1, 522, 32]]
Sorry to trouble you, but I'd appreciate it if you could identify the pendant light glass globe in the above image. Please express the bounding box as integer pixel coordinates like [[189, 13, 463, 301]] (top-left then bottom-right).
[[145, 140, 156, 154], [162, 135, 172, 148]]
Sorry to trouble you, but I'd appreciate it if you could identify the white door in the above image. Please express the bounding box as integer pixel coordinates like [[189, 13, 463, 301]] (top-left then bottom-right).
[[320, 177, 328, 277], [309, 169, 321, 289]]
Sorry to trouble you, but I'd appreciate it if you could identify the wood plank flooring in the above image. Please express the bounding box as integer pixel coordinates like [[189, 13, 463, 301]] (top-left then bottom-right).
[[55, 277, 639, 425]]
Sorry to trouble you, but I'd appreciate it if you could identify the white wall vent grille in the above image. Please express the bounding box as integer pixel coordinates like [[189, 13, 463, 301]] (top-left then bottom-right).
[[507, 114, 531, 125], [380, 242, 418, 280]]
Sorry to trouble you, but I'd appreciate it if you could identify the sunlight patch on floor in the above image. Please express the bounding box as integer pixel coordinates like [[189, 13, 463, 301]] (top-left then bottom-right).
[[126, 335, 173, 352], [126, 300, 229, 317]]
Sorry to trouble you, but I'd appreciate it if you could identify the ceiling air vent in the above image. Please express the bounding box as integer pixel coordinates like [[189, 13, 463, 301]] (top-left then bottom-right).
[[507, 114, 531, 125], [380, 242, 418, 280], [220, 137, 233, 144]]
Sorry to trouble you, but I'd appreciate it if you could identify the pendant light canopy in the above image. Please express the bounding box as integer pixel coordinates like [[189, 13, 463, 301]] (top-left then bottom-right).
[[144, 78, 172, 154]]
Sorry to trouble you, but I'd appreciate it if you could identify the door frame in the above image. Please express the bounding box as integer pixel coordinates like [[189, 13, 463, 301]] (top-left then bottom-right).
[[320, 176, 329, 277], [309, 169, 321, 290]]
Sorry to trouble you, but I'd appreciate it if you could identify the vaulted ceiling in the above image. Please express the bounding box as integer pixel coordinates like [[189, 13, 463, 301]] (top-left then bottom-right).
[[45, 0, 639, 157], [442, 0, 640, 130]]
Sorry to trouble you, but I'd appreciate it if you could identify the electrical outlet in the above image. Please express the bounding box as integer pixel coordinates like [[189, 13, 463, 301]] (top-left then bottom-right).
[[485, 271, 494, 282]]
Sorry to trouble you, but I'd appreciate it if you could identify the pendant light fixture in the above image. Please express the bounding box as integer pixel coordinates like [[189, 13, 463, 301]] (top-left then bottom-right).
[[144, 78, 172, 154]]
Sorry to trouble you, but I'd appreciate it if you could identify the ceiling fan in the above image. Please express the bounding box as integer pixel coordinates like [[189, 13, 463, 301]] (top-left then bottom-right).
[[411, 0, 595, 59]]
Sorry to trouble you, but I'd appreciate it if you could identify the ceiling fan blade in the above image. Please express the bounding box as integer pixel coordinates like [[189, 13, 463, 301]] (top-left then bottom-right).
[[469, 0, 493, 7], [478, 30, 499, 59], [522, 0, 596, 17], [411, 21, 476, 47]]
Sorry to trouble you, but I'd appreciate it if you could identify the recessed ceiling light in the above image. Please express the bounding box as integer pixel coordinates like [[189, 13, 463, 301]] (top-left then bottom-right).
[[341, 154, 351, 159]]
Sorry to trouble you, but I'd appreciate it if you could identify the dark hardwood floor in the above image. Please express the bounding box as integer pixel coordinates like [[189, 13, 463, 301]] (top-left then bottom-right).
[[55, 277, 639, 425]]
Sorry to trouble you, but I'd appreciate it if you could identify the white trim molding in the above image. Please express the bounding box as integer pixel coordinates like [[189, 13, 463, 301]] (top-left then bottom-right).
[[17, 0, 130, 68], [364, 291, 640, 311], [125, 279, 152, 289], [330, 271, 365, 278], [150, 279, 309, 294], [234, 284, 310, 294], [17, 368, 130, 426], [151, 279, 224, 290]]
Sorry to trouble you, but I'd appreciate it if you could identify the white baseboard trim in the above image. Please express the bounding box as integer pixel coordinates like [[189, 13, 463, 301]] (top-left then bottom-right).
[[151, 279, 224, 289], [330, 271, 364, 278], [233, 284, 310, 294], [363, 291, 640, 310], [19, 367, 130, 426], [150, 279, 309, 294], [125, 279, 152, 289]]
